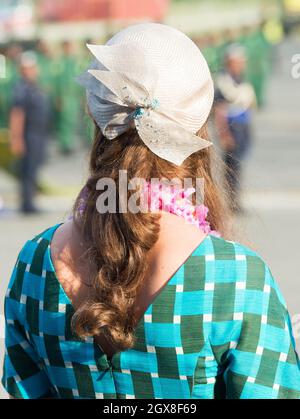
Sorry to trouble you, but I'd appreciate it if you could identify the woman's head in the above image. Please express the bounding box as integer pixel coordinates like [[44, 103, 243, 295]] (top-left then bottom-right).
[[72, 24, 234, 352], [78, 23, 214, 166]]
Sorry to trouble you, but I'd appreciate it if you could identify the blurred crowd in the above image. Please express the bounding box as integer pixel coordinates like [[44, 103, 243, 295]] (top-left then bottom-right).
[[0, 39, 94, 155], [0, 22, 276, 142], [198, 22, 276, 211], [196, 22, 275, 107], [0, 38, 98, 213], [0, 20, 281, 214]]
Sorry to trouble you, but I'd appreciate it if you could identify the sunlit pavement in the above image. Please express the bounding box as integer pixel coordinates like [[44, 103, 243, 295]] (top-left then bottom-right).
[[0, 35, 300, 398]]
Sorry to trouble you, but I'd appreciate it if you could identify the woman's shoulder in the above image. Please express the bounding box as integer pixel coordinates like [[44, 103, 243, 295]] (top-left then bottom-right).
[[199, 234, 280, 295], [17, 224, 61, 263], [6, 224, 61, 296], [200, 233, 265, 261]]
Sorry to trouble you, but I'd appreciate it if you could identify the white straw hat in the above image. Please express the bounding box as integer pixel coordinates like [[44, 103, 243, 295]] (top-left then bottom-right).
[[78, 23, 214, 166]]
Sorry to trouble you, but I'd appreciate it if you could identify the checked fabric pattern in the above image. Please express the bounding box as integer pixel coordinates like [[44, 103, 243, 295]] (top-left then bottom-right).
[[2, 224, 300, 399]]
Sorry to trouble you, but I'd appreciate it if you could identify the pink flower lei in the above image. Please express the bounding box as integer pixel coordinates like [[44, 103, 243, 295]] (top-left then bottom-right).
[[74, 181, 221, 238], [142, 181, 221, 237]]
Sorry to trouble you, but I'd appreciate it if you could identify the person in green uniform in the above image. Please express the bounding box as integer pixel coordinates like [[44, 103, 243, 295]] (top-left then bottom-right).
[[0, 43, 21, 183], [35, 40, 56, 133], [239, 24, 271, 108], [0, 44, 7, 129], [0, 43, 21, 129], [55, 41, 81, 154], [201, 33, 223, 76], [36, 40, 53, 92], [77, 39, 95, 147]]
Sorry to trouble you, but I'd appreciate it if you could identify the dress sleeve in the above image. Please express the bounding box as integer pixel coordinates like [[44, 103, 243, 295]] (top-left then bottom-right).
[[224, 258, 300, 399], [1, 249, 54, 399]]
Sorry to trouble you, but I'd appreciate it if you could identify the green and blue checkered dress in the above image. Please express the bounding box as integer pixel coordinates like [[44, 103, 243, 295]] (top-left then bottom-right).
[[2, 224, 300, 399]]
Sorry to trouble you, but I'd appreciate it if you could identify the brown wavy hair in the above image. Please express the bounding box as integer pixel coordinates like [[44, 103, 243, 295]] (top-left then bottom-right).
[[71, 124, 234, 354]]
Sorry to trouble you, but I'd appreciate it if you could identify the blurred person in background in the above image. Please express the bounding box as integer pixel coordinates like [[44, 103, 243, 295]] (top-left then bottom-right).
[[55, 41, 81, 154], [238, 24, 271, 108], [9, 51, 51, 214], [214, 44, 256, 213], [0, 44, 7, 212], [0, 44, 7, 130], [78, 38, 96, 148], [218, 28, 240, 66], [0, 43, 22, 130], [36, 39, 57, 135], [0, 43, 22, 215], [201, 32, 222, 76]]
